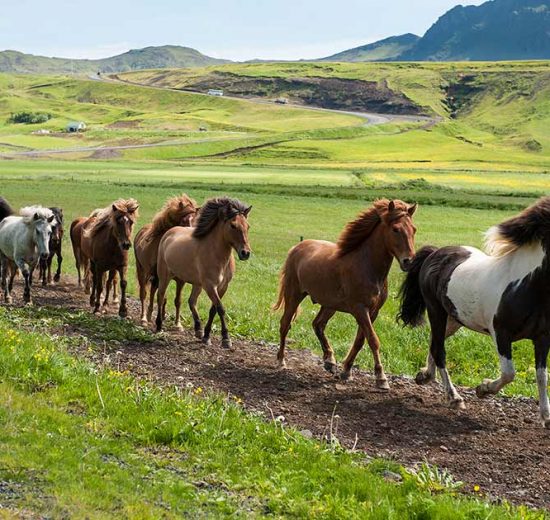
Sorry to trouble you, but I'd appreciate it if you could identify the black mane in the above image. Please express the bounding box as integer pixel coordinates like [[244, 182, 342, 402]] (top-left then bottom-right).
[[494, 196, 550, 253], [192, 197, 249, 239], [0, 197, 14, 223]]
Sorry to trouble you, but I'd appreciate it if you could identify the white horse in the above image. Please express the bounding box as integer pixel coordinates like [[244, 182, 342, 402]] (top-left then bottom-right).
[[0, 206, 55, 304]]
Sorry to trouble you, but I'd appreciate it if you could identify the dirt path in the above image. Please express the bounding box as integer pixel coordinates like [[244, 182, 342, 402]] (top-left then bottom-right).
[[6, 278, 550, 509]]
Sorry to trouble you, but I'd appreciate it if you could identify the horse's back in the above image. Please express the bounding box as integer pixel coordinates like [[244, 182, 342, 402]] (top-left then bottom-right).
[[158, 227, 196, 273]]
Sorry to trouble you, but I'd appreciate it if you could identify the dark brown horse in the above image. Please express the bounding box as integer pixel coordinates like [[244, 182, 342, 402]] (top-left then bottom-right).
[[155, 197, 251, 347], [134, 194, 199, 326], [274, 199, 417, 389], [81, 199, 139, 317], [38, 207, 64, 285]]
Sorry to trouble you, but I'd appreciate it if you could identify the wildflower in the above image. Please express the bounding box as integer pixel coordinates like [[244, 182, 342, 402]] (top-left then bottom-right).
[[194, 387, 203, 395], [473, 485, 480, 492]]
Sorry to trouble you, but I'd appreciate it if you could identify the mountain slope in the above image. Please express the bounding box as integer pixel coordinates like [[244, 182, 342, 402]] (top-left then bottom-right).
[[0, 45, 229, 74], [319, 34, 420, 62], [399, 0, 550, 61]]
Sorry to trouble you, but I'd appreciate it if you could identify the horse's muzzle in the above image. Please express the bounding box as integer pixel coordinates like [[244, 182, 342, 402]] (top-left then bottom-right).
[[399, 257, 413, 272], [238, 249, 251, 261]]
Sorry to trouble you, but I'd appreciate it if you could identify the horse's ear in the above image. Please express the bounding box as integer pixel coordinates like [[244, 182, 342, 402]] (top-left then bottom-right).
[[112, 204, 118, 212], [129, 205, 139, 214], [408, 203, 418, 216], [179, 201, 185, 209], [244, 205, 252, 217], [47, 215, 55, 223], [33, 212, 40, 221], [388, 200, 395, 212]]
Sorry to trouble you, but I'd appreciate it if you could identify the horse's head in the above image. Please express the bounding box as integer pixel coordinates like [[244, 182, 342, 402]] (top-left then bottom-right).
[[50, 208, 63, 246], [174, 197, 199, 228], [32, 211, 55, 260], [111, 200, 139, 251], [222, 204, 252, 261], [381, 200, 417, 271]]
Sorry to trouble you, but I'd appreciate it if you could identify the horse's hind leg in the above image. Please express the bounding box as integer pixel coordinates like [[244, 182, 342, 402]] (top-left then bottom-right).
[[188, 284, 203, 339], [475, 330, 515, 398], [111, 271, 119, 304], [204, 285, 232, 349], [312, 306, 337, 374], [117, 267, 128, 319], [0, 256, 11, 304], [137, 263, 149, 324], [276, 292, 306, 369], [102, 270, 116, 309], [46, 256, 53, 285], [534, 336, 550, 428], [416, 318, 461, 385], [426, 303, 464, 409], [174, 279, 185, 331]]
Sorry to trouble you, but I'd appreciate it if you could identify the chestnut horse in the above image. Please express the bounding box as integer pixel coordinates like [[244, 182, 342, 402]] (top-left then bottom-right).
[[81, 199, 139, 317], [274, 199, 417, 389], [155, 197, 251, 348], [134, 194, 199, 326], [71, 208, 119, 304]]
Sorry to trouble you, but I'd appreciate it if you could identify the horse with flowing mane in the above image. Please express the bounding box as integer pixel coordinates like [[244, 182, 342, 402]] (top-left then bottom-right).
[[155, 197, 251, 348], [274, 199, 417, 388], [0, 206, 55, 303], [399, 196, 550, 427], [134, 194, 199, 326], [81, 199, 139, 317]]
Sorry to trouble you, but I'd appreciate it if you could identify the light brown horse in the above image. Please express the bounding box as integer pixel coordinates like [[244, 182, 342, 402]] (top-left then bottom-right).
[[155, 197, 251, 347], [274, 199, 417, 389], [81, 199, 139, 317], [134, 194, 199, 326]]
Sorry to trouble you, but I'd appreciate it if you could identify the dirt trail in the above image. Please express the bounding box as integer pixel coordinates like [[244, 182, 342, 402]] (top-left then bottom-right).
[[6, 278, 550, 509]]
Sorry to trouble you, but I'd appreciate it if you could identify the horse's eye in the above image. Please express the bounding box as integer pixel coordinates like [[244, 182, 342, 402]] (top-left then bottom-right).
[[231, 223, 237, 229], [392, 227, 399, 233]]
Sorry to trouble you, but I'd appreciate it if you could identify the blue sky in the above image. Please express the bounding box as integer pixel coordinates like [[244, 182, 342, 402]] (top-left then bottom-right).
[[1, 0, 485, 61]]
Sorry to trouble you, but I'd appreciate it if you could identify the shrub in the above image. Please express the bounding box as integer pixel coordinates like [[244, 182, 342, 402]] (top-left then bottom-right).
[[8, 111, 52, 124]]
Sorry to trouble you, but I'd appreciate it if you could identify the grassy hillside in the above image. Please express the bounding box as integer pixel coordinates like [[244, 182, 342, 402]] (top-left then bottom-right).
[[0, 45, 228, 74], [319, 34, 420, 62]]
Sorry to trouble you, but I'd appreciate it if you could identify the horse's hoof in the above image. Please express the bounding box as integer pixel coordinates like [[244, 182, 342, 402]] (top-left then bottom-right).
[[277, 358, 287, 370], [202, 337, 211, 347], [5, 297, 12, 304], [222, 338, 232, 349], [376, 379, 390, 391], [140, 319, 148, 326], [194, 329, 203, 340], [175, 323, 184, 332], [415, 370, 434, 385], [340, 370, 352, 381], [475, 380, 492, 398], [85, 289, 91, 295], [542, 418, 550, 429], [324, 361, 337, 374], [113, 298, 120, 304], [54, 275, 60, 282], [450, 397, 466, 410], [119, 312, 127, 319]]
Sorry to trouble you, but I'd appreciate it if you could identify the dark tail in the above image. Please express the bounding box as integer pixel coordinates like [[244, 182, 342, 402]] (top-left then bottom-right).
[[398, 245, 438, 327]]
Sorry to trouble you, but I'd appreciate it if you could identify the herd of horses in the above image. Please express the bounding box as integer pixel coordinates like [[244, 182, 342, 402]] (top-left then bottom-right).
[[0, 193, 549, 428]]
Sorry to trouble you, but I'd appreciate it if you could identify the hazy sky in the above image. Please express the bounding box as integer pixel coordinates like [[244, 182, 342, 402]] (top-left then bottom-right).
[[0, 0, 486, 61]]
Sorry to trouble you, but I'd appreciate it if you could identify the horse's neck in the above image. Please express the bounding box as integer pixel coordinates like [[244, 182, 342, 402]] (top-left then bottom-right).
[[357, 225, 393, 281], [202, 225, 232, 266]]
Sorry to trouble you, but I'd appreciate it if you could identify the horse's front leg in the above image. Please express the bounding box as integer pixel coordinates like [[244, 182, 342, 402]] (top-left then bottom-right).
[[348, 306, 388, 390], [476, 331, 515, 398], [102, 271, 115, 309], [117, 267, 128, 318], [206, 285, 232, 349], [112, 271, 119, 304], [174, 279, 185, 331], [54, 249, 62, 282], [40, 257, 47, 286], [312, 306, 337, 374], [15, 258, 32, 304], [340, 326, 365, 382], [47, 255, 53, 285], [534, 336, 550, 428]]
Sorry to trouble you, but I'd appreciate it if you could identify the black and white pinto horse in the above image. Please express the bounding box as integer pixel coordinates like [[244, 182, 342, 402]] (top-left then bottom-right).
[[399, 196, 550, 428]]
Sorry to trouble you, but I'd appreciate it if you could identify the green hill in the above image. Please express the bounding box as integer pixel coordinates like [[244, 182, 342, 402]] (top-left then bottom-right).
[[319, 34, 420, 62], [0, 45, 229, 74]]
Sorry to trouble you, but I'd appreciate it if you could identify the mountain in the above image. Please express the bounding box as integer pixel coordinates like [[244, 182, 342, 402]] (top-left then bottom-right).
[[400, 0, 550, 61], [320, 0, 550, 62], [0, 45, 229, 74], [319, 34, 420, 62]]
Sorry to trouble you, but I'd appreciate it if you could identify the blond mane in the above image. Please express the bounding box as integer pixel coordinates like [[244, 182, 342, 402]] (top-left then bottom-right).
[[19, 206, 54, 225], [145, 194, 198, 241], [85, 198, 139, 238]]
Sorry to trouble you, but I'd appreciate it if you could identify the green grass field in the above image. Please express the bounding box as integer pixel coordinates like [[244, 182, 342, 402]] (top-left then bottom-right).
[[0, 63, 549, 517]]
